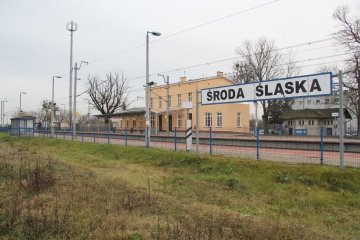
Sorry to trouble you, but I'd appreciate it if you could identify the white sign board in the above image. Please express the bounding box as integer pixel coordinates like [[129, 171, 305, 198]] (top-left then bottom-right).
[[182, 101, 192, 109], [201, 73, 332, 105], [332, 112, 339, 117]]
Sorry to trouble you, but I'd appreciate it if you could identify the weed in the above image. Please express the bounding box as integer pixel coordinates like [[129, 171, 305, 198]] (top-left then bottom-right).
[[19, 158, 56, 192], [297, 175, 316, 186], [198, 165, 212, 174], [274, 171, 293, 183], [320, 171, 354, 191]]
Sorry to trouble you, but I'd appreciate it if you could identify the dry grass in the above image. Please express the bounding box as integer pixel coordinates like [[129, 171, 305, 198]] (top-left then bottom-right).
[[0, 134, 359, 239]]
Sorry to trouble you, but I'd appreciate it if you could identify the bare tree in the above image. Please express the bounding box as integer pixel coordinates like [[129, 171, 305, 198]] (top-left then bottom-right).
[[333, 6, 360, 51], [88, 71, 130, 116], [232, 37, 297, 133], [333, 6, 360, 136]]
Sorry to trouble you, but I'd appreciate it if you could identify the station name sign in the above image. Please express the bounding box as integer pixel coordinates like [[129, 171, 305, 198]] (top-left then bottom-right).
[[201, 72, 332, 105]]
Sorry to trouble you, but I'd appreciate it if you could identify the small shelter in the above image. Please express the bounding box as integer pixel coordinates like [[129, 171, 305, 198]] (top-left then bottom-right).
[[10, 116, 36, 136]]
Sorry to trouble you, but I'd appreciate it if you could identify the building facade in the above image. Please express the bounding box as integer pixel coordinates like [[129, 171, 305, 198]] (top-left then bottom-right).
[[281, 108, 352, 136], [113, 72, 250, 133], [292, 92, 357, 133]]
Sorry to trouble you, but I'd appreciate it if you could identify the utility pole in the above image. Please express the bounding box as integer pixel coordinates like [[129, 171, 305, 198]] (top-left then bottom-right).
[[73, 61, 88, 137], [145, 31, 161, 147], [159, 74, 170, 134], [19, 92, 26, 116], [66, 21, 77, 129], [339, 70, 344, 169], [51, 76, 62, 138], [196, 90, 200, 153]]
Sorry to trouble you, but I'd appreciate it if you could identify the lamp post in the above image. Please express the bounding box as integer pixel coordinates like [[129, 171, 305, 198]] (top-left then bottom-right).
[[1, 99, 8, 126], [66, 21, 78, 129], [19, 92, 26, 116], [159, 74, 170, 134], [145, 31, 161, 148], [51, 76, 62, 138], [72, 61, 88, 137]]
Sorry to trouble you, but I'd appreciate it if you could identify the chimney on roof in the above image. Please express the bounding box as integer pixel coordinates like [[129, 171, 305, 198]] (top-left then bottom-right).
[[217, 71, 224, 77], [180, 76, 187, 82]]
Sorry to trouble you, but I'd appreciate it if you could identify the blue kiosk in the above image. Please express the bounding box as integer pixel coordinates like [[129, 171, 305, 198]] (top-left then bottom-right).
[[10, 116, 36, 136]]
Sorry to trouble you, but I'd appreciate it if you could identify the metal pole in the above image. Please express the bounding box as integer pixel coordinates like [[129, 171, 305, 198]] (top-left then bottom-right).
[[256, 127, 260, 160], [125, 127, 128, 146], [196, 90, 199, 153], [51, 77, 55, 138], [339, 70, 345, 169], [320, 127, 324, 164], [145, 32, 150, 148], [19, 93, 22, 116], [68, 22, 75, 129], [73, 62, 78, 138], [209, 127, 212, 155], [255, 101, 258, 134], [166, 76, 170, 134], [1, 101, 3, 126], [174, 127, 177, 151]]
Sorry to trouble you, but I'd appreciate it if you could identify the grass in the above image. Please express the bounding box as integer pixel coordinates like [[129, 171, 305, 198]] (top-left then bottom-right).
[[0, 133, 359, 239]]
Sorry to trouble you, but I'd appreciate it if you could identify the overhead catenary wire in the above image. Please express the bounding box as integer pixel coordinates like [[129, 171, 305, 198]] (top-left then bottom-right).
[[89, 0, 281, 64], [7, 41, 351, 116]]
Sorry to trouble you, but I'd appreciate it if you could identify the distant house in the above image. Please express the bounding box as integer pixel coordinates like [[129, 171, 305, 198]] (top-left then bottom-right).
[[292, 92, 357, 133], [281, 108, 352, 136]]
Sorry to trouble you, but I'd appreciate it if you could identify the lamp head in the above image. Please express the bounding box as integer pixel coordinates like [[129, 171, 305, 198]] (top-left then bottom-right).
[[149, 31, 161, 36]]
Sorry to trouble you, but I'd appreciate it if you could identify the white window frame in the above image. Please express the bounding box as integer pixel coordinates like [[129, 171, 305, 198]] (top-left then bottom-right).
[[188, 92, 192, 102], [217, 112, 222, 128], [177, 114, 182, 127], [205, 112, 212, 127], [151, 116, 155, 127]]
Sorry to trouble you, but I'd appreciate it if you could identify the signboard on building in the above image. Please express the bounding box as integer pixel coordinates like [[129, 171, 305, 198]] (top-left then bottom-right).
[[201, 72, 332, 105]]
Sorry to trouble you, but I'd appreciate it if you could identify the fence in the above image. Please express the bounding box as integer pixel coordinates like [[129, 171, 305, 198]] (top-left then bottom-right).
[[20, 126, 359, 168]]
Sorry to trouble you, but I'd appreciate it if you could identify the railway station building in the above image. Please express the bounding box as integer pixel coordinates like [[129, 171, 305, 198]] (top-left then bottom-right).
[[106, 72, 250, 133]]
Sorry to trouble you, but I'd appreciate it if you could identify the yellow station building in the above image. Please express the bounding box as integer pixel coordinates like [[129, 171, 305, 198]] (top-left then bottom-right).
[[113, 71, 250, 133]]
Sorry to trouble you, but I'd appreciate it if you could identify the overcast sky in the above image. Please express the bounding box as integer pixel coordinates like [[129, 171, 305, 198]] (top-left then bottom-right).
[[0, 0, 358, 120]]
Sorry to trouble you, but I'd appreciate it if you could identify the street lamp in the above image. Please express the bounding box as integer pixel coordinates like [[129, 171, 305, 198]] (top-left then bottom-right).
[[66, 21, 78, 129], [51, 76, 62, 138], [72, 61, 88, 137], [1, 99, 8, 126], [19, 92, 27, 116], [145, 31, 161, 148]]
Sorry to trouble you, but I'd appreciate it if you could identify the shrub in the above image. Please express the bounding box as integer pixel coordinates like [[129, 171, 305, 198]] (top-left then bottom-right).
[[19, 159, 56, 192], [274, 171, 293, 184], [297, 175, 316, 186]]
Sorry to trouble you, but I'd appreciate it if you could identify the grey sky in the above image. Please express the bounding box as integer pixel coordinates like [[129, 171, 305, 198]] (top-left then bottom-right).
[[0, 0, 358, 119]]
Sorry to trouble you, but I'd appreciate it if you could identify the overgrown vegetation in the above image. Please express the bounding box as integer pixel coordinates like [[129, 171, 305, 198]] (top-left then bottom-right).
[[0, 133, 359, 239]]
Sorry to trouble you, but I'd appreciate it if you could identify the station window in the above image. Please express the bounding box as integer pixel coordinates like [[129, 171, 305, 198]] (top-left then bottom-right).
[[217, 112, 222, 128], [177, 114, 182, 127], [188, 92, 192, 102], [177, 94, 182, 107], [205, 112, 212, 127], [158, 97, 162, 109]]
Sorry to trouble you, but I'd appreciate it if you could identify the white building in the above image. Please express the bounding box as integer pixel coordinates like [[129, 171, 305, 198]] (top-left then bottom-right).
[[292, 92, 357, 134]]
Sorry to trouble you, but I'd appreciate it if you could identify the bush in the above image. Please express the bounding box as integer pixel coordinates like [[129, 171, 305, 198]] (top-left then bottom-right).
[[19, 159, 56, 192], [320, 171, 355, 191], [198, 165, 212, 174], [297, 175, 316, 186], [274, 171, 293, 184]]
